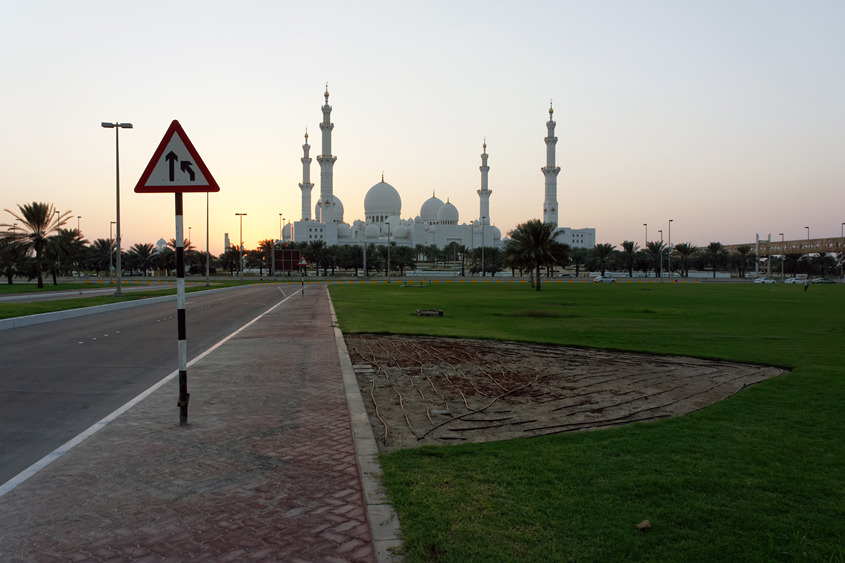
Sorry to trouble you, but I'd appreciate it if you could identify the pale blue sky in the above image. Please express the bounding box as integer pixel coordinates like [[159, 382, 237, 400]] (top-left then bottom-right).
[[2, 0, 843, 254]]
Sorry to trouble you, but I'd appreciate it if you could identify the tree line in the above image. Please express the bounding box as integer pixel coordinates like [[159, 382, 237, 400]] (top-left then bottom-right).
[[2, 203, 839, 289]]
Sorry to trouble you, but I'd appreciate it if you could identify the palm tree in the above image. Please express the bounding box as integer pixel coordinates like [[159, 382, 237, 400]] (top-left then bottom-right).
[[620, 241, 638, 278], [1, 202, 72, 288], [126, 243, 155, 276], [86, 238, 114, 276], [732, 245, 755, 278], [0, 233, 27, 284], [672, 243, 698, 278], [704, 242, 728, 278], [645, 241, 667, 278], [564, 247, 585, 278], [258, 239, 275, 275], [504, 219, 568, 291], [590, 243, 616, 276]]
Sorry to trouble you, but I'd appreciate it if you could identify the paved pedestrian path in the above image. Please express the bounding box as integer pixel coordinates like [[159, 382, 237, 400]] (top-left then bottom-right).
[[0, 285, 400, 562]]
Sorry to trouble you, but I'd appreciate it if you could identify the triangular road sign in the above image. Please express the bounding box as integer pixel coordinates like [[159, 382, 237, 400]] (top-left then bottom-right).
[[135, 120, 220, 193], [298, 257, 309, 266]]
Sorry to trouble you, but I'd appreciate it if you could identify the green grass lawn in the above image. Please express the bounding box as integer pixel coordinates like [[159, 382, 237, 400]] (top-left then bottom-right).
[[330, 282, 845, 562]]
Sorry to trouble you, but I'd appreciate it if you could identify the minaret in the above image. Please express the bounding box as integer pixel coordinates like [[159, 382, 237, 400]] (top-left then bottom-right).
[[316, 85, 337, 224], [542, 101, 561, 226], [299, 129, 313, 221], [477, 138, 491, 226]]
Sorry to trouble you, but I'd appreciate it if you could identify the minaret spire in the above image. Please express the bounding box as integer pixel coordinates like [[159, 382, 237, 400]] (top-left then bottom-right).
[[316, 85, 337, 224], [542, 100, 561, 226], [478, 138, 492, 228], [299, 128, 313, 221]]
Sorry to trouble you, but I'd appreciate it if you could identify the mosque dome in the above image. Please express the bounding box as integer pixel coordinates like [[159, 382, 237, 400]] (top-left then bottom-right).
[[420, 194, 444, 223], [491, 226, 502, 240], [364, 181, 401, 221], [437, 201, 459, 225], [315, 195, 344, 223], [365, 223, 380, 239], [394, 225, 411, 240], [337, 223, 352, 239], [156, 238, 167, 251]]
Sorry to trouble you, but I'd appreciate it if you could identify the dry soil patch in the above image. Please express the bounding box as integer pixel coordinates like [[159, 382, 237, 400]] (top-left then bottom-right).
[[345, 334, 784, 452]]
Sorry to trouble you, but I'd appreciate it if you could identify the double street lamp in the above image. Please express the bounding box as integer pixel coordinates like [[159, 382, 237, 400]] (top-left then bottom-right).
[[101, 121, 133, 296]]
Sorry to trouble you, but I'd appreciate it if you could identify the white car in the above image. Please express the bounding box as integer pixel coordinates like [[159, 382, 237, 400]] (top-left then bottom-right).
[[784, 277, 803, 284], [754, 277, 776, 284], [592, 276, 617, 283]]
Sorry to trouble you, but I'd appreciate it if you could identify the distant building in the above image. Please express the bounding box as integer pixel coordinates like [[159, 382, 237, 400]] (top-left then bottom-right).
[[283, 88, 594, 250]]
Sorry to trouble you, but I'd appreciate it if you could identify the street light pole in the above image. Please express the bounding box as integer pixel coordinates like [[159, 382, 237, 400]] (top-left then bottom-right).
[[77, 215, 81, 233], [205, 193, 210, 286], [236, 213, 247, 281], [643, 223, 647, 248], [101, 121, 132, 296], [658, 229, 663, 278], [779, 233, 784, 279], [109, 221, 116, 283], [668, 219, 673, 279]]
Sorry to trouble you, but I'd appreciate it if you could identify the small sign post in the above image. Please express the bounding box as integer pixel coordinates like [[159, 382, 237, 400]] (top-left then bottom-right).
[[135, 120, 220, 425]]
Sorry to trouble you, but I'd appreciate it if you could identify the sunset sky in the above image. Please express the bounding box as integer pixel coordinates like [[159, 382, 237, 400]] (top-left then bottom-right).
[[2, 1, 843, 256]]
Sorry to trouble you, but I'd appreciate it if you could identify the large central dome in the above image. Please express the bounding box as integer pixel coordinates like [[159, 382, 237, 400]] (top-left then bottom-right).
[[364, 180, 402, 222]]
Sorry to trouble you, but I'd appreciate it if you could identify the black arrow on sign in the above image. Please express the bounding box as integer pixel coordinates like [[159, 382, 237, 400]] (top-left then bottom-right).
[[180, 161, 196, 181], [166, 151, 179, 181]]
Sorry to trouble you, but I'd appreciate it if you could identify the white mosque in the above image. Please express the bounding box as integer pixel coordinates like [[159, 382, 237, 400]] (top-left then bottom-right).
[[282, 87, 594, 250]]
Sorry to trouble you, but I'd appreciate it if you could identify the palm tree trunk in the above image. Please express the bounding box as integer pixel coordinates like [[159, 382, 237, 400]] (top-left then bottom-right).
[[535, 265, 542, 291]]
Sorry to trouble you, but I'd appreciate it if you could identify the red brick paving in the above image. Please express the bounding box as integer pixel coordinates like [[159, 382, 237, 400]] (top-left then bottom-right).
[[0, 286, 383, 562]]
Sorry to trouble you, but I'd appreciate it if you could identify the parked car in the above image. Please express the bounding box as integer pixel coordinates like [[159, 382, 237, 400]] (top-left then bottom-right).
[[754, 277, 776, 284], [592, 276, 616, 283], [784, 277, 803, 284], [812, 278, 835, 284]]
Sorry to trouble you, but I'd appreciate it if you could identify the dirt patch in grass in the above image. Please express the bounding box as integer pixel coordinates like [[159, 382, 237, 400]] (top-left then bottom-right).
[[345, 334, 784, 453]]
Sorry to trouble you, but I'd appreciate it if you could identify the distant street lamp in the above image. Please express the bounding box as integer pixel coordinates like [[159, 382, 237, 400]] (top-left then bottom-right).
[[101, 121, 132, 296], [667, 219, 673, 279], [279, 213, 284, 243], [77, 215, 81, 233], [779, 233, 784, 279], [658, 229, 663, 277], [109, 221, 116, 283], [643, 223, 647, 247], [188, 226, 192, 245], [236, 213, 247, 281], [387, 221, 391, 280]]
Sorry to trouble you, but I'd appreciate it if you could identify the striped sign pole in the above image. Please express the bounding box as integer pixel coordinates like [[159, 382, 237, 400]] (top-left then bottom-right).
[[175, 193, 189, 425], [134, 120, 220, 427]]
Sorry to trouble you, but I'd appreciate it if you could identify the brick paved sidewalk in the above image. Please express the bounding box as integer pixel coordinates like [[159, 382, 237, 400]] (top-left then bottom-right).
[[0, 285, 399, 562]]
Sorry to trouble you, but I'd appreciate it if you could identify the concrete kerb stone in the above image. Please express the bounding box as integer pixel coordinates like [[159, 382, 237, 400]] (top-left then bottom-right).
[[328, 292, 403, 563]]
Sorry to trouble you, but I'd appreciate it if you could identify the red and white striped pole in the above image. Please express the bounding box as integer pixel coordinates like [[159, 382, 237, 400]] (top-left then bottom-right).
[[175, 193, 189, 425]]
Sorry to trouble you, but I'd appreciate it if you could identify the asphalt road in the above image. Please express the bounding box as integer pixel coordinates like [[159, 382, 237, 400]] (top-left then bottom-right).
[[0, 284, 299, 485]]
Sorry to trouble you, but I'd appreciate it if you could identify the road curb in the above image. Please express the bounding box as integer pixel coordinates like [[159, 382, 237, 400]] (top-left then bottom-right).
[[328, 291, 403, 562]]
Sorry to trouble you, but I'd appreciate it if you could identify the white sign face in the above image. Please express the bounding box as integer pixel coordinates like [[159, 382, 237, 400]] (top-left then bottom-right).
[[135, 120, 220, 194], [144, 132, 212, 187]]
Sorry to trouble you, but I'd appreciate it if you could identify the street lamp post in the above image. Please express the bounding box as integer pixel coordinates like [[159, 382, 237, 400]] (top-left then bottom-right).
[[101, 121, 132, 296], [236, 213, 247, 281], [109, 221, 116, 283], [77, 215, 81, 233], [279, 213, 284, 243], [779, 233, 785, 279], [658, 229, 663, 278], [387, 221, 391, 280], [643, 223, 647, 248], [668, 219, 673, 279]]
